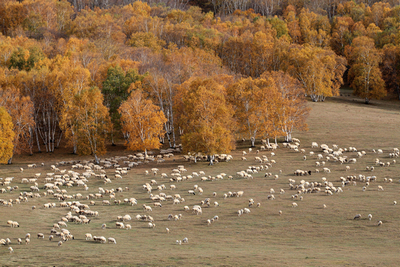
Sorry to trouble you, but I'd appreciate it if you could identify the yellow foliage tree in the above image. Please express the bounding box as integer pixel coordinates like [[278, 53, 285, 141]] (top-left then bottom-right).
[[119, 90, 167, 154], [263, 71, 310, 142], [0, 106, 14, 164], [66, 87, 111, 163], [347, 36, 386, 104], [176, 77, 236, 164], [288, 44, 347, 102], [226, 76, 282, 147]]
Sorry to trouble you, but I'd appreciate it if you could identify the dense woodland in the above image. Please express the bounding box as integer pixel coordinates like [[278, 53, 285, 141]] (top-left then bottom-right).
[[0, 0, 399, 163]]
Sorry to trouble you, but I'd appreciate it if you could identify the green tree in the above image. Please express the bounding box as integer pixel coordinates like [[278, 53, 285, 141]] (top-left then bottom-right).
[[9, 46, 44, 71], [102, 65, 145, 144]]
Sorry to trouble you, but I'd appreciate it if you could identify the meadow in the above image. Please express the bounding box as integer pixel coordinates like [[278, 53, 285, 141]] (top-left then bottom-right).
[[1, 95, 400, 267]]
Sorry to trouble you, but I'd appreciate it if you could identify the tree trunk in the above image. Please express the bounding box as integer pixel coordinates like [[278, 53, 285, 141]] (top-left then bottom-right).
[[7, 157, 12, 164], [287, 132, 292, 142], [251, 137, 255, 147], [208, 155, 214, 165], [35, 127, 41, 153], [111, 132, 116, 146], [56, 130, 63, 149], [365, 97, 370, 104], [28, 126, 34, 155], [94, 154, 100, 164]]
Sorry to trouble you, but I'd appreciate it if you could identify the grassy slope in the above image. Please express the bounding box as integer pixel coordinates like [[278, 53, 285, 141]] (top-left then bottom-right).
[[0, 95, 400, 267]]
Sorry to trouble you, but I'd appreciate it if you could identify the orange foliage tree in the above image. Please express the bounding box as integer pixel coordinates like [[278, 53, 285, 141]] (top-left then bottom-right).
[[176, 77, 236, 164], [119, 90, 167, 154], [0, 87, 35, 163], [0, 106, 15, 164]]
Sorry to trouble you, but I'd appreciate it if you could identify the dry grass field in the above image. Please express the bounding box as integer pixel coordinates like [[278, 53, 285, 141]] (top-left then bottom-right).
[[1, 95, 400, 267]]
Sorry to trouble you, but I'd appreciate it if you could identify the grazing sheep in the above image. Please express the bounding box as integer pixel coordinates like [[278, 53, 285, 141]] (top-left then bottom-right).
[[176, 240, 182, 245], [394, 201, 397, 205], [143, 204, 152, 212], [148, 222, 156, 228], [368, 214, 372, 221], [116, 222, 125, 229], [354, 214, 362, 219], [101, 223, 107, 229], [166, 228, 170, 233], [58, 241, 62, 246], [182, 237, 189, 244], [108, 237, 117, 244], [17, 238, 22, 244], [279, 210, 282, 216], [25, 238, 30, 245], [85, 233, 93, 240], [377, 220, 383, 226], [362, 186, 367, 192], [323, 204, 327, 209], [8, 247, 13, 253], [292, 203, 298, 208], [37, 233, 44, 239], [378, 185, 384, 191], [48, 235, 54, 241]]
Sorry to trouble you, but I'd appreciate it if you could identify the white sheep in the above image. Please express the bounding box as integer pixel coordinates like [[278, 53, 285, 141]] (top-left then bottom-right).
[[8, 247, 13, 253], [143, 204, 152, 212], [108, 237, 117, 244], [85, 233, 93, 240], [116, 222, 125, 229], [368, 214, 372, 221]]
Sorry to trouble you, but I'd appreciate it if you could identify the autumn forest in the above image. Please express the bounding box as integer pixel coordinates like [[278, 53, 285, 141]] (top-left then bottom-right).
[[0, 0, 399, 164]]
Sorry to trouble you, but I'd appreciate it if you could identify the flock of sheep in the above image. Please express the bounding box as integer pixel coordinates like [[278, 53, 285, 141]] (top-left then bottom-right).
[[0, 138, 399, 261]]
